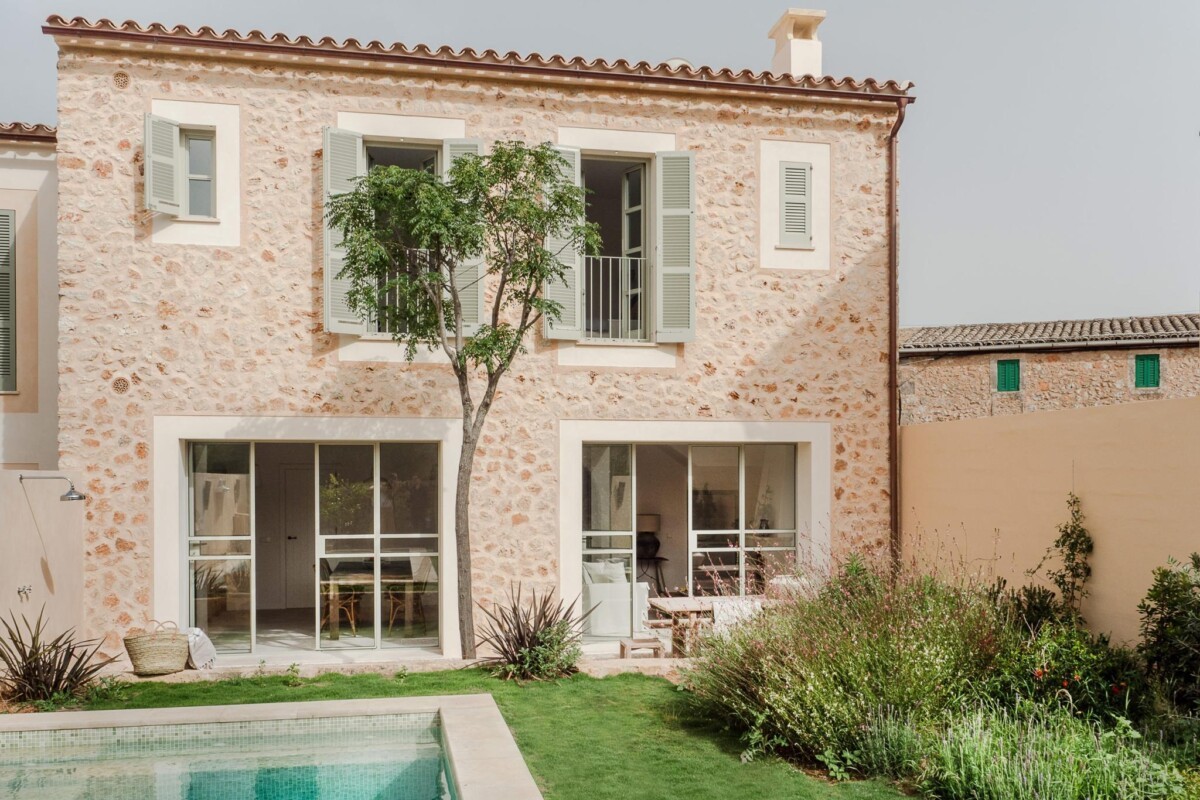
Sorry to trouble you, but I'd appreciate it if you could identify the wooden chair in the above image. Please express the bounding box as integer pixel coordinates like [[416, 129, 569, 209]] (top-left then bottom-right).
[[386, 555, 438, 634], [319, 562, 360, 636]]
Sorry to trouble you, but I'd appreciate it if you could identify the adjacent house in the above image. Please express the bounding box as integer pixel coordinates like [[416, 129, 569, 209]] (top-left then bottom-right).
[[12, 10, 912, 660], [0, 123, 57, 471], [899, 314, 1200, 424]]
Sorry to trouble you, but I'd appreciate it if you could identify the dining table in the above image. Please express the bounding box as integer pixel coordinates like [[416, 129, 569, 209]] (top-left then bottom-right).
[[647, 596, 715, 657], [321, 566, 416, 640]]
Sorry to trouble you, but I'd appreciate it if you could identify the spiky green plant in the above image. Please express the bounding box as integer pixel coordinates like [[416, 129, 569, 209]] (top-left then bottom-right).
[[0, 608, 114, 702], [476, 585, 593, 681]]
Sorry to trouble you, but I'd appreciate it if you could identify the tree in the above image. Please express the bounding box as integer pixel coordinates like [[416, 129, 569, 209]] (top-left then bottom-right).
[[327, 141, 598, 657]]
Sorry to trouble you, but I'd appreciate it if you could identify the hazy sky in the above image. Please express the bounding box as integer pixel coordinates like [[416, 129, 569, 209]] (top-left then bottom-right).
[[3, 0, 1197, 326]]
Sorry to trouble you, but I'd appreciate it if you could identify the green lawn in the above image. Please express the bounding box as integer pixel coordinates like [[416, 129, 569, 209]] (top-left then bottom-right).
[[80, 668, 902, 800]]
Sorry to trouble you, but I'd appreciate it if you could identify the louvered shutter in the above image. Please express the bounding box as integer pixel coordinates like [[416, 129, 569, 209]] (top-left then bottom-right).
[[322, 126, 367, 335], [441, 139, 485, 337], [655, 151, 696, 343], [0, 210, 14, 392], [144, 114, 182, 216], [544, 145, 583, 341], [779, 161, 812, 248]]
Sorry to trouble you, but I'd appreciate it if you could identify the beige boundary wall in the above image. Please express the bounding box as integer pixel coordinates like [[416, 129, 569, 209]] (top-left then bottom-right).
[[901, 396, 1200, 645], [0, 470, 84, 637]]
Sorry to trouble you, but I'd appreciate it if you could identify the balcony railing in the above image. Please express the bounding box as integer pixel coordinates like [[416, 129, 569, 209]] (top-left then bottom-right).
[[376, 248, 433, 336], [582, 256, 650, 343]]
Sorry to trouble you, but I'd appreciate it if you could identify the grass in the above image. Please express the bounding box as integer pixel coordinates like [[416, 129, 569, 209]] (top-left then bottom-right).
[[77, 668, 903, 800]]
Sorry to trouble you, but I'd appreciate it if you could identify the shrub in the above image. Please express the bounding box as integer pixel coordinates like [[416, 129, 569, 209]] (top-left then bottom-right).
[[476, 585, 589, 681], [683, 559, 1008, 761], [987, 621, 1149, 723], [923, 706, 1187, 800], [1139, 554, 1200, 713], [0, 609, 114, 703]]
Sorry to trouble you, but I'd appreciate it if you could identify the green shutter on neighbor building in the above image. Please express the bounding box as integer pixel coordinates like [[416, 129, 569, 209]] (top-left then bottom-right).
[[1135, 354, 1161, 388], [997, 359, 1020, 392]]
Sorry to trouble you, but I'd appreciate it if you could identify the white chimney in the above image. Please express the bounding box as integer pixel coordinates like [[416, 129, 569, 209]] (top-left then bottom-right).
[[768, 8, 826, 77]]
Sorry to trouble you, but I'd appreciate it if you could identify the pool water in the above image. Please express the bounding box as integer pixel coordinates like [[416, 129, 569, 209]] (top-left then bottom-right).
[[0, 712, 455, 800]]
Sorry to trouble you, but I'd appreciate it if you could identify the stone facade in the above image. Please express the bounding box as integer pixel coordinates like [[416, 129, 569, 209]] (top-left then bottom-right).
[[900, 346, 1200, 425], [53, 41, 901, 652]]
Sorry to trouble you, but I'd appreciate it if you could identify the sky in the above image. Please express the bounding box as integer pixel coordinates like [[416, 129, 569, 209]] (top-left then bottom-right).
[[2, 0, 1197, 326]]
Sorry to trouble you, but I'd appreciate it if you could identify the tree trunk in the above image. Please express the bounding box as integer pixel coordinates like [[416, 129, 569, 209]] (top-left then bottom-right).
[[455, 419, 480, 660]]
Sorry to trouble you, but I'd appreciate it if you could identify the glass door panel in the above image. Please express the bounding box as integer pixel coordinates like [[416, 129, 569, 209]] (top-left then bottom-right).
[[581, 444, 636, 638], [188, 442, 253, 653], [381, 554, 439, 648], [318, 554, 375, 649]]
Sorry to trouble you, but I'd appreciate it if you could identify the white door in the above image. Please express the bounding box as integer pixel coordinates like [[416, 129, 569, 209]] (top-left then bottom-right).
[[283, 465, 316, 608]]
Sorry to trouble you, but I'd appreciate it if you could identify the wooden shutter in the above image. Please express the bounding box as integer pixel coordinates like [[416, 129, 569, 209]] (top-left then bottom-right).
[[144, 114, 182, 216], [655, 151, 696, 343], [1136, 354, 1160, 388], [0, 210, 14, 392], [441, 139, 485, 337], [322, 126, 367, 335], [779, 161, 812, 248], [544, 145, 583, 341], [997, 359, 1020, 392]]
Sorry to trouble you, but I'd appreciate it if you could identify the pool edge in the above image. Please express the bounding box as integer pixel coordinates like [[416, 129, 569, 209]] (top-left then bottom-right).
[[0, 694, 543, 800]]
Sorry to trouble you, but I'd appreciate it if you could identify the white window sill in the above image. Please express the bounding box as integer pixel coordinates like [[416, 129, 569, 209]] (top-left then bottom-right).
[[556, 341, 678, 368], [574, 339, 659, 348], [337, 335, 447, 364], [774, 244, 816, 252], [174, 215, 220, 224]]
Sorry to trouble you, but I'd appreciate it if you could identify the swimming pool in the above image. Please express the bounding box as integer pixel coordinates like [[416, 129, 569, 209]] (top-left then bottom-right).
[[0, 695, 540, 800]]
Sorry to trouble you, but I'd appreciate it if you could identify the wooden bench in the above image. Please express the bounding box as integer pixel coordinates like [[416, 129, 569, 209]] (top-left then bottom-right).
[[619, 637, 665, 659]]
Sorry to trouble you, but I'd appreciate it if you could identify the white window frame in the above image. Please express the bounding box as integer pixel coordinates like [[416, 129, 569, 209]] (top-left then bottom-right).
[[179, 128, 217, 222]]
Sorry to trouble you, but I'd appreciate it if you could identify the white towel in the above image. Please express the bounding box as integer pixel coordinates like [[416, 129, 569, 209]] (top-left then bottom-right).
[[185, 627, 217, 670]]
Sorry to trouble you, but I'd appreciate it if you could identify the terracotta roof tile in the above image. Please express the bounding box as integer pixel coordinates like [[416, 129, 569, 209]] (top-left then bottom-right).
[[42, 16, 913, 101], [900, 314, 1200, 353], [0, 122, 56, 143]]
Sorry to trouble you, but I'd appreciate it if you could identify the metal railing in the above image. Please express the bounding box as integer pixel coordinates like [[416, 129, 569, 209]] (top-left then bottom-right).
[[582, 256, 650, 342], [376, 248, 433, 335]]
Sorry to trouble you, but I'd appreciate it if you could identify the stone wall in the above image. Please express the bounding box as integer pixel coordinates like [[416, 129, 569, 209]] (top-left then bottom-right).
[[900, 346, 1200, 425], [54, 47, 898, 650]]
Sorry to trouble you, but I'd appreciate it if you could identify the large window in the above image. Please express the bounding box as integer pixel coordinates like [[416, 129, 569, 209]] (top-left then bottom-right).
[[187, 441, 440, 654], [182, 130, 215, 218], [691, 445, 797, 596]]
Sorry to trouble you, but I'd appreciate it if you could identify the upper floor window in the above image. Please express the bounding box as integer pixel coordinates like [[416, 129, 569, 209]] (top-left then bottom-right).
[[996, 359, 1021, 392], [579, 157, 649, 342], [144, 114, 219, 221], [182, 130, 216, 219], [321, 128, 485, 339], [544, 147, 695, 345], [1135, 354, 1161, 389]]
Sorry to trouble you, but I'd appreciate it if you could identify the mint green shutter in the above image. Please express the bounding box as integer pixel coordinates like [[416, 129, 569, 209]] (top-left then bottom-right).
[[322, 126, 367, 335], [441, 139, 485, 337], [544, 145, 583, 341], [0, 210, 14, 392], [144, 114, 182, 216], [655, 151, 695, 343], [779, 161, 812, 248]]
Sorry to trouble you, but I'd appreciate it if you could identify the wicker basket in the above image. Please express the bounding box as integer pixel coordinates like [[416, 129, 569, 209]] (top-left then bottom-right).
[[123, 620, 189, 676]]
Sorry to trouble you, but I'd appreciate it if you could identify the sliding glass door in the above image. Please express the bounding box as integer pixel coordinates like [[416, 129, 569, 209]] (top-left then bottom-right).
[[188, 443, 254, 653], [690, 444, 797, 596], [316, 442, 441, 650], [187, 440, 439, 653], [580, 444, 639, 638]]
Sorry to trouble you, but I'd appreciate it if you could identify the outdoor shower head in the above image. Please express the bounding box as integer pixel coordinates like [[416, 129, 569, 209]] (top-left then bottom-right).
[[18, 474, 88, 502]]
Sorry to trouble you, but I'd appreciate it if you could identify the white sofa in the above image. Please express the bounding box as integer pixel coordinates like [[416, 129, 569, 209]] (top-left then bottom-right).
[[581, 560, 650, 637]]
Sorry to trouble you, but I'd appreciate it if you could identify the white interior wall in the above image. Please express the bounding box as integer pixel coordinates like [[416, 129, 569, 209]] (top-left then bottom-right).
[[634, 444, 688, 592]]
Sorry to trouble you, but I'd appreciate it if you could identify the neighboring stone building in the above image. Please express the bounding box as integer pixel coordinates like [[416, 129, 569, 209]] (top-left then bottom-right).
[[0, 123, 58, 470], [899, 315, 1200, 424], [6, 9, 913, 660]]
